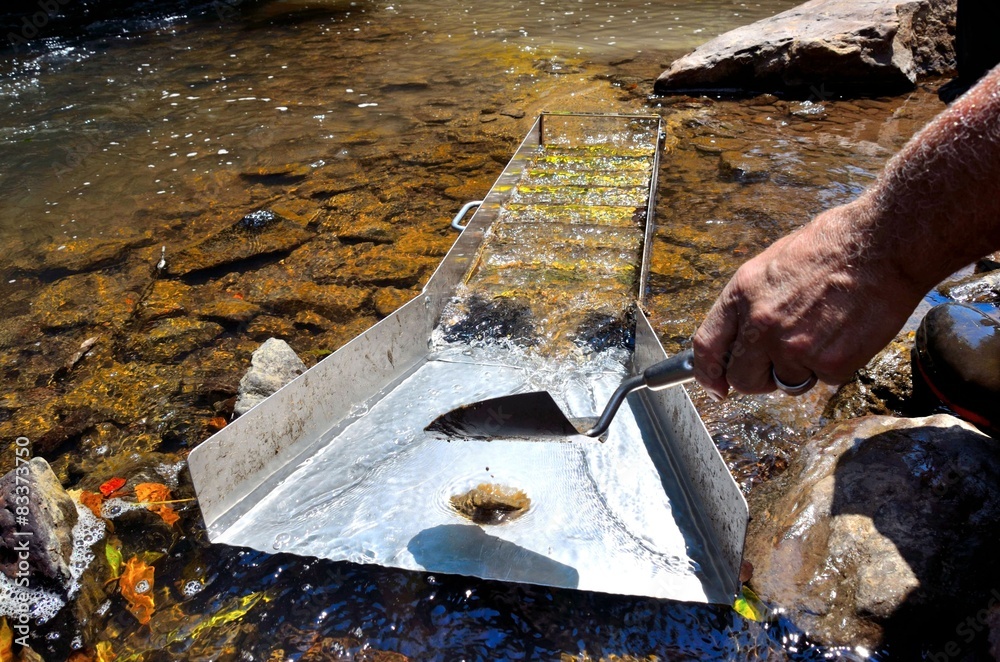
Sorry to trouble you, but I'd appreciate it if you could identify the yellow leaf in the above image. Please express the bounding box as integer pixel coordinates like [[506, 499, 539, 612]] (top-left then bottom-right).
[[105, 540, 122, 578], [0, 618, 13, 662], [96, 641, 116, 662], [120, 557, 155, 625], [188, 592, 268, 641], [733, 585, 766, 622]]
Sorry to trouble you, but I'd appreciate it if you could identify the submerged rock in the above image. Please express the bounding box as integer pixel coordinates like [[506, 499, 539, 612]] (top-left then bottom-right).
[[234, 338, 307, 416], [32, 273, 137, 330], [745, 414, 1000, 653], [168, 210, 314, 276], [136, 317, 224, 363], [655, 0, 955, 96]]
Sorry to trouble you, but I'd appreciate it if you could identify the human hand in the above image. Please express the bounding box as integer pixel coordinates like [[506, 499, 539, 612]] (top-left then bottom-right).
[[692, 199, 924, 400]]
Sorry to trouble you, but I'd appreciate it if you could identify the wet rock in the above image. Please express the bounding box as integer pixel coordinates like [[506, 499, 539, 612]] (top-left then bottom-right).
[[31, 234, 150, 275], [245, 314, 297, 341], [236, 266, 370, 321], [789, 100, 827, 119], [324, 244, 435, 289], [824, 331, 917, 420], [309, 316, 379, 356], [0, 314, 39, 350], [32, 273, 137, 330], [234, 338, 307, 416], [939, 269, 1000, 304], [193, 297, 262, 325], [450, 483, 531, 525], [718, 151, 771, 183], [292, 310, 333, 332], [975, 251, 1000, 274], [396, 229, 457, 258], [690, 136, 745, 154], [136, 317, 224, 363], [745, 414, 1000, 653], [373, 287, 417, 318], [168, 210, 314, 276], [655, 0, 956, 96], [269, 199, 321, 227], [240, 162, 312, 184], [139, 280, 193, 322], [329, 214, 399, 244], [0, 458, 77, 591]]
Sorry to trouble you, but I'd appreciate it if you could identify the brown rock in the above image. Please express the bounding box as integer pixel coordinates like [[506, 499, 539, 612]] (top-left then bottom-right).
[[718, 151, 771, 183], [655, 0, 956, 95], [140, 280, 193, 322], [246, 315, 297, 341], [135, 317, 223, 363], [168, 211, 314, 276], [194, 297, 262, 325], [373, 287, 417, 318], [746, 414, 1000, 653], [824, 331, 918, 420], [237, 267, 369, 321], [33, 273, 137, 330]]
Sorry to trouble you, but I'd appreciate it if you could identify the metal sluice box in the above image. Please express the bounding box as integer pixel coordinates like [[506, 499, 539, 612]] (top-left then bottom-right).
[[188, 113, 748, 604]]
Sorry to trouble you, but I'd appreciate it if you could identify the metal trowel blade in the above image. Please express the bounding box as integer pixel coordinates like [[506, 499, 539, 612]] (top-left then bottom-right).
[[425, 391, 598, 440]]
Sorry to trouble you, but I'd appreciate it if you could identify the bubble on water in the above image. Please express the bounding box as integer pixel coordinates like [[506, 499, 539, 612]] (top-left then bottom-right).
[[0, 573, 64, 623], [273, 532, 291, 550], [155, 461, 185, 488], [101, 497, 145, 519], [67, 503, 106, 598], [134, 579, 151, 594]]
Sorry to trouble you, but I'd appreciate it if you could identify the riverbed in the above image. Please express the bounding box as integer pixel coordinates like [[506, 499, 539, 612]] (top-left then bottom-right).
[[0, 0, 948, 659]]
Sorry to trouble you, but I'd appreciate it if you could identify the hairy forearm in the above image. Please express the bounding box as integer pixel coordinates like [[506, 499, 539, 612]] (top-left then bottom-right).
[[853, 65, 1000, 290]]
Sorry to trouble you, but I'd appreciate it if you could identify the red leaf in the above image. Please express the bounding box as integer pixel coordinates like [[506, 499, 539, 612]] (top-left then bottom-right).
[[99, 477, 127, 497]]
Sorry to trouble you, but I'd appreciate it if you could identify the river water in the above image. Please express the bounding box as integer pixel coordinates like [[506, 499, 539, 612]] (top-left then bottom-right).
[[0, 0, 949, 659]]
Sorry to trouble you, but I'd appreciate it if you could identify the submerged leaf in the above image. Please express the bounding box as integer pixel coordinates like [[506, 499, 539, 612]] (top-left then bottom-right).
[[134, 483, 180, 527], [95, 641, 116, 662], [188, 592, 269, 641], [134, 483, 171, 504], [733, 585, 766, 622], [99, 477, 127, 497], [80, 490, 105, 519], [120, 557, 155, 625], [0, 618, 13, 662], [105, 540, 123, 578]]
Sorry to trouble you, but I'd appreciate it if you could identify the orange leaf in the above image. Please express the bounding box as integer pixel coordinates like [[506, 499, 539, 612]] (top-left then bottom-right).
[[0, 618, 13, 662], [156, 505, 180, 527], [99, 477, 127, 497], [119, 557, 155, 625], [79, 490, 104, 519], [134, 483, 179, 527], [207, 416, 228, 431], [134, 483, 171, 504]]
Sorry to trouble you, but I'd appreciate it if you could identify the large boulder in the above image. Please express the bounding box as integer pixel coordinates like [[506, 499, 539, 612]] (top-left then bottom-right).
[[745, 414, 1000, 655], [655, 0, 956, 96]]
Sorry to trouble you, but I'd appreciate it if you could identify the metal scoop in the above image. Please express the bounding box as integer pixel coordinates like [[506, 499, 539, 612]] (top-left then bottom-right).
[[426, 349, 695, 440]]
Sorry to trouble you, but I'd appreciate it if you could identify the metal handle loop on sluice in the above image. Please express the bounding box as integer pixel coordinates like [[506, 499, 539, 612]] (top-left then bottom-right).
[[451, 200, 483, 231]]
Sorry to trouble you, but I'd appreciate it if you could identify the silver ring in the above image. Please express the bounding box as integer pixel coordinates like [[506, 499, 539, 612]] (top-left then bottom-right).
[[771, 367, 817, 395]]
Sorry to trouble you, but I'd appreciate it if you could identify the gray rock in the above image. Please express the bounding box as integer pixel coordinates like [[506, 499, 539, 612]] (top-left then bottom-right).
[[0, 457, 77, 591], [939, 269, 1000, 304], [745, 414, 1000, 652], [234, 338, 307, 416], [655, 0, 955, 96]]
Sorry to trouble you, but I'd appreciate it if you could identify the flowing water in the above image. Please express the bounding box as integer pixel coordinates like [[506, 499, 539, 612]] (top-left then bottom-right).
[[0, 0, 950, 659]]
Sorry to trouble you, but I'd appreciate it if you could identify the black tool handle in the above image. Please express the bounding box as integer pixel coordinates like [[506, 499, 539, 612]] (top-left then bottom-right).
[[642, 349, 696, 391]]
